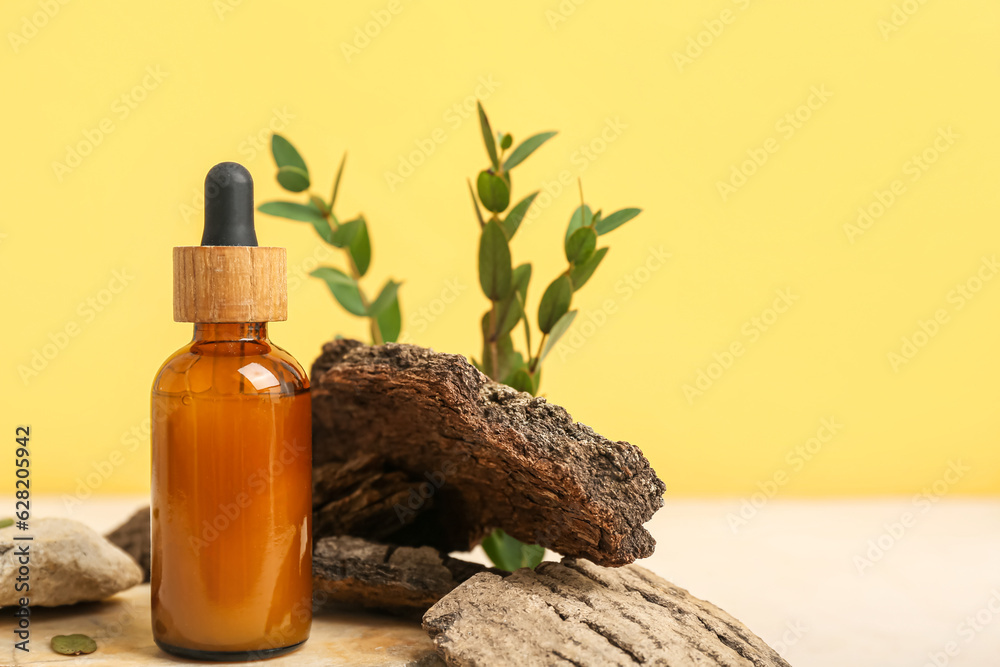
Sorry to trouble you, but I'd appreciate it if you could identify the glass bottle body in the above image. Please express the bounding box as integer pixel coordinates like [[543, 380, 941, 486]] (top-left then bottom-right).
[[151, 323, 312, 660]]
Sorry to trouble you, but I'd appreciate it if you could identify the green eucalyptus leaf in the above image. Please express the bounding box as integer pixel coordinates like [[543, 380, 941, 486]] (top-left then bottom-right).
[[478, 220, 512, 301], [330, 218, 360, 248], [504, 368, 534, 394], [540, 310, 577, 362], [596, 207, 642, 235], [565, 204, 593, 241], [257, 201, 323, 224], [51, 635, 97, 656], [477, 102, 499, 169], [368, 280, 401, 318], [537, 275, 573, 334], [271, 134, 308, 172], [494, 291, 523, 340], [330, 218, 371, 275], [565, 226, 597, 264], [349, 217, 371, 276], [477, 171, 510, 213], [310, 266, 367, 316], [258, 201, 334, 244], [511, 262, 532, 303], [500, 133, 513, 150], [569, 246, 608, 291], [503, 191, 538, 239], [376, 295, 401, 343], [0, 518, 13, 529], [522, 542, 546, 568], [503, 131, 557, 171], [481, 529, 544, 572], [276, 165, 310, 192]]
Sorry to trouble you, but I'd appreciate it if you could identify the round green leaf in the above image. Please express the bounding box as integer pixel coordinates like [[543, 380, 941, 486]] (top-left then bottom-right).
[[478, 220, 512, 301], [276, 165, 310, 192], [565, 227, 597, 264], [537, 275, 573, 334], [51, 634, 97, 656], [565, 204, 593, 242], [477, 171, 510, 213], [271, 134, 308, 173], [500, 133, 513, 150]]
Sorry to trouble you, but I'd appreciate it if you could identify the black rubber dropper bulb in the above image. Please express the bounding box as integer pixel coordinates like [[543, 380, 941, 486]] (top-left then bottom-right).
[[201, 162, 258, 247]]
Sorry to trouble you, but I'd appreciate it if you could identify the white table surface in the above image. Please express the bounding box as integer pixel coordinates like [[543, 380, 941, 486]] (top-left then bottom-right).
[[6, 495, 999, 667]]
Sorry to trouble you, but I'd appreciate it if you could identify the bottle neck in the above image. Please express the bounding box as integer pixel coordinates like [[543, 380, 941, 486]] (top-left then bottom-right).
[[193, 322, 268, 343]]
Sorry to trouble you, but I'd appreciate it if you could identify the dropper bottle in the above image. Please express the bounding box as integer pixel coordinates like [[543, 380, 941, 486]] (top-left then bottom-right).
[[151, 162, 312, 660]]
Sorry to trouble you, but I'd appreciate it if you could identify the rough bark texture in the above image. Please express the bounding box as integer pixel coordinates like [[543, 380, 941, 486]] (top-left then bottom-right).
[[312, 453, 429, 542], [105, 507, 151, 583], [423, 558, 791, 667], [313, 536, 496, 615], [311, 340, 665, 567]]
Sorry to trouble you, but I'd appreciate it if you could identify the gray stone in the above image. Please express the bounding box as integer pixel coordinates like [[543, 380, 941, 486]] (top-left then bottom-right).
[[0, 518, 143, 607]]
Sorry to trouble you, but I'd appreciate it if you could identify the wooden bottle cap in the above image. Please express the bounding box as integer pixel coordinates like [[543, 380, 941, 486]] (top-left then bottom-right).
[[173, 246, 287, 323]]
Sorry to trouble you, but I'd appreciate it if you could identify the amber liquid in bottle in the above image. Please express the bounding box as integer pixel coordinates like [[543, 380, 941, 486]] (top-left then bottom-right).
[[151, 323, 312, 660]]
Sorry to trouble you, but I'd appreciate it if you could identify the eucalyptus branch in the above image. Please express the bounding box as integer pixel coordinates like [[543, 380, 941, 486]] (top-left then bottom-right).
[[468, 101, 643, 572], [257, 134, 401, 345]]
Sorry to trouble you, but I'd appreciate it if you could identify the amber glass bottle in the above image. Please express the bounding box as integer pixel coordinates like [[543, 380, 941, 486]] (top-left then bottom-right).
[[151, 163, 312, 661]]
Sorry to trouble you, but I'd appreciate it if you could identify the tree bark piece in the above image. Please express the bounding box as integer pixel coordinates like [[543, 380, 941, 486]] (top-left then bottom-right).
[[311, 340, 665, 567], [313, 453, 429, 541], [423, 558, 791, 667], [106, 507, 151, 583], [313, 536, 496, 614]]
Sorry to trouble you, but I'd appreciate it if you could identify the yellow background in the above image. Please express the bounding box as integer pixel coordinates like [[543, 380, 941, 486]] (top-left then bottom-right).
[[2, 0, 997, 498]]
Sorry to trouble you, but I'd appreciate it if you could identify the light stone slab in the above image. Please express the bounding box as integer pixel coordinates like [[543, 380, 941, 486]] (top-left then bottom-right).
[[0, 584, 441, 666]]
